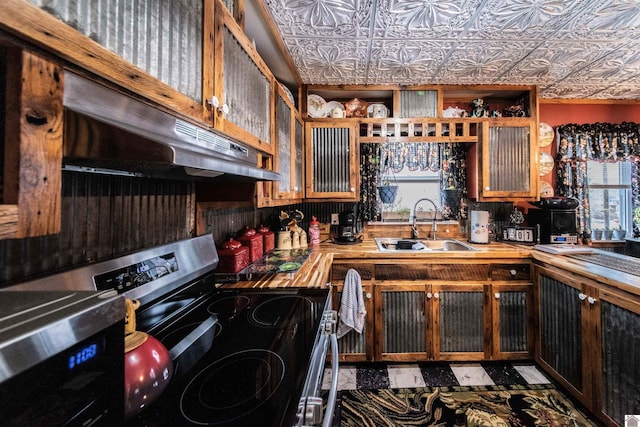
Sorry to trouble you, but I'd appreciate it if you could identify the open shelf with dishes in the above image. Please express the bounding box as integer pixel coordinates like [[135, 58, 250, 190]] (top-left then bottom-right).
[[303, 84, 536, 145]]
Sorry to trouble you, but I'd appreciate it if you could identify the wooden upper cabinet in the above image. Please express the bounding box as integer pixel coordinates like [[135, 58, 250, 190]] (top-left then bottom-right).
[[1, 47, 62, 239], [272, 88, 304, 202], [469, 120, 538, 201], [211, 0, 275, 156], [305, 122, 359, 200]]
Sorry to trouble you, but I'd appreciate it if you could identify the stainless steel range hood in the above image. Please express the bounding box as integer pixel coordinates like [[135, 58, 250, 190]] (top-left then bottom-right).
[[62, 72, 279, 181]]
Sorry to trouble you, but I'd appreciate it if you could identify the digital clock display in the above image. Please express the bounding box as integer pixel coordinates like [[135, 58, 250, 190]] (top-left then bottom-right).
[[68, 343, 99, 370]]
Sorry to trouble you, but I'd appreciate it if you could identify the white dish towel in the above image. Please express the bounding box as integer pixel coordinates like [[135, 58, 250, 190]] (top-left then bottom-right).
[[337, 269, 366, 338]]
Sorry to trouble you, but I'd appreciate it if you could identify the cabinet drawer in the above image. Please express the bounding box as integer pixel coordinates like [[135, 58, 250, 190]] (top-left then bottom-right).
[[331, 263, 373, 281], [429, 264, 489, 281], [491, 264, 531, 281]]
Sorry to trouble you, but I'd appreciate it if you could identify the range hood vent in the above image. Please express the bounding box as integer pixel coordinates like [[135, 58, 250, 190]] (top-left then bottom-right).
[[62, 72, 279, 181]]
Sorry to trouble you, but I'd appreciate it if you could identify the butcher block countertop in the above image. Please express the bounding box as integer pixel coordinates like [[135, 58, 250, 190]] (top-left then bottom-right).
[[218, 239, 532, 290], [218, 238, 640, 299]]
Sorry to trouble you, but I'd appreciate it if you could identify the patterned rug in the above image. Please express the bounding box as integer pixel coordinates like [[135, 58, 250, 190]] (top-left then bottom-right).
[[335, 385, 601, 426]]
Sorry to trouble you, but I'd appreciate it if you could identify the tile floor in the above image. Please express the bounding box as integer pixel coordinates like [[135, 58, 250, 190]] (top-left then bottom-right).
[[322, 361, 552, 391]]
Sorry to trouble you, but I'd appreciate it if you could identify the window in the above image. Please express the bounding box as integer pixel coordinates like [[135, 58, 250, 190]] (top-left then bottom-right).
[[380, 168, 441, 221], [587, 161, 631, 232]]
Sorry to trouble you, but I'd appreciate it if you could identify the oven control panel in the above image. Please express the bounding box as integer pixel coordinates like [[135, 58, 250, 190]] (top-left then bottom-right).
[[94, 253, 179, 293]]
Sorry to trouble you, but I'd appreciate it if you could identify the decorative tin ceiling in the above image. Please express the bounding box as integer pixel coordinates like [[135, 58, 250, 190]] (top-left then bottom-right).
[[261, 0, 640, 99]]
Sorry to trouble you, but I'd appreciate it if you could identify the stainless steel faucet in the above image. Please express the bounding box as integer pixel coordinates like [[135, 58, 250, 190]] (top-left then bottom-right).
[[412, 198, 439, 240]]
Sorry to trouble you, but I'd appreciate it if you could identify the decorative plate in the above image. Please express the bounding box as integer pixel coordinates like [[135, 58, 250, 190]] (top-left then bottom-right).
[[539, 152, 554, 176], [323, 101, 345, 118], [540, 180, 554, 197], [279, 262, 301, 272], [539, 122, 554, 147], [307, 94, 326, 118]]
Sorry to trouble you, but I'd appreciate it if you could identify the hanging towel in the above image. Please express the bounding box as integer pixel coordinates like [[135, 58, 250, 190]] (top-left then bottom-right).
[[337, 269, 366, 338]]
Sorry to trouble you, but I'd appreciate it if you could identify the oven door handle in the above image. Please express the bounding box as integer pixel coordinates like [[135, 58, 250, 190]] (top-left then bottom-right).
[[322, 332, 339, 427]]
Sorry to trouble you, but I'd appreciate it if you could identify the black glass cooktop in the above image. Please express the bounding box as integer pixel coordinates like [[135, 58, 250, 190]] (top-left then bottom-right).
[[130, 287, 330, 427]]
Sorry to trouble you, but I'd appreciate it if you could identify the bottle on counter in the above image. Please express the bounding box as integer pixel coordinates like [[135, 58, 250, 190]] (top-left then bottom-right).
[[299, 228, 308, 248], [309, 216, 320, 245]]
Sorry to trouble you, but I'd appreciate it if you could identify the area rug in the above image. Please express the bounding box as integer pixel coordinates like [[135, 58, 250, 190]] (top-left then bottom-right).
[[336, 385, 601, 426]]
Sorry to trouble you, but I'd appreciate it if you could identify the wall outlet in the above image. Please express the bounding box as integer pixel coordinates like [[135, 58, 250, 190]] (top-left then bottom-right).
[[331, 213, 339, 225]]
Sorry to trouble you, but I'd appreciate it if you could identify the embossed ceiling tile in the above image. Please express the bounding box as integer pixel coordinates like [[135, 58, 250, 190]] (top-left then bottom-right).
[[366, 39, 451, 84], [286, 37, 368, 84], [567, 0, 640, 39], [593, 84, 640, 100], [468, 0, 583, 39], [565, 45, 640, 83], [540, 83, 609, 99], [433, 41, 525, 84], [498, 42, 609, 85], [265, 0, 373, 38], [372, 0, 479, 39]]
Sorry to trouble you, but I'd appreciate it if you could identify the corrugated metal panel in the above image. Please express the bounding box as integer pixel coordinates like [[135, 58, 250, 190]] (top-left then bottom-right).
[[399, 90, 437, 118], [223, 27, 271, 143], [488, 126, 530, 192], [30, 0, 203, 101], [311, 127, 350, 193], [498, 291, 527, 352], [601, 301, 640, 425], [294, 120, 303, 192], [276, 96, 291, 192], [539, 274, 582, 389], [0, 172, 194, 285], [382, 291, 426, 353], [337, 290, 366, 354], [439, 291, 483, 352]]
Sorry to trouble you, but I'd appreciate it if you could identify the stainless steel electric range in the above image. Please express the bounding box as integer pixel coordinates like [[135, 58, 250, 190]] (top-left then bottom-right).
[[8, 235, 338, 427]]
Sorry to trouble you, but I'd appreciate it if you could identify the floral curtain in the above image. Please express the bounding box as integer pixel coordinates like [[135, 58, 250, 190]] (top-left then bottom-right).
[[359, 142, 467, 221], [555, 122, 640, 238]]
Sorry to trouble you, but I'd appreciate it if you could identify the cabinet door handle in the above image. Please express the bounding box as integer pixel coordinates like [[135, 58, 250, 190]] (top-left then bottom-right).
[[494, 292, 500, 299], [433, 292, 439, 299], [426, 292, 432, 299], [587, 296, 597, 305], [365, 292, 372, 299], [578, 293, 587, 301]]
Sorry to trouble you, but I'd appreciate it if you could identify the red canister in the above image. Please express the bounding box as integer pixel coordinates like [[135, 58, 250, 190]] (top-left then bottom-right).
[[257, 224, 275, 253], [237, 226, 264, 262], [217, 238, 250, 273]]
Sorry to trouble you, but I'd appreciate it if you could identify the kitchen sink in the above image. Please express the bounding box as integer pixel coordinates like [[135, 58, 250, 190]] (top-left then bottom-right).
[[374, 237, 478, 252]]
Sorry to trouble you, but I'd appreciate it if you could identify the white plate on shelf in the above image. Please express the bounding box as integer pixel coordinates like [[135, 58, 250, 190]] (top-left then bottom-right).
[[307, 94, 326, 118], [323, 101, 345, 118]]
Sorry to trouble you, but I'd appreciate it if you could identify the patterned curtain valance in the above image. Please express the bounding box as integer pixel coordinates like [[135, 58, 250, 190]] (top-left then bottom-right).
[[556, 122, 640, 162]]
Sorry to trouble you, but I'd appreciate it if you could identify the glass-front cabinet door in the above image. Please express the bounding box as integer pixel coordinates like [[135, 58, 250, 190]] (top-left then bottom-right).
[[273, 89, 303, 201], [213, 6, 274, 155], [305, 122, 358, 199], [477, 120, 538, 200]]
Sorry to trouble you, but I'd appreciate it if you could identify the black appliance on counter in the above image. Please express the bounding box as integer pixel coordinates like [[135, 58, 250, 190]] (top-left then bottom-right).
[[0, 290, 125, 425], [528, 197, 579, 244], [5, 235, 338, 426]]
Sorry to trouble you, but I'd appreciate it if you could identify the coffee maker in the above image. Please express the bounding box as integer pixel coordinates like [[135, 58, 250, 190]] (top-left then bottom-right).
[[337, 209, 357, 243]]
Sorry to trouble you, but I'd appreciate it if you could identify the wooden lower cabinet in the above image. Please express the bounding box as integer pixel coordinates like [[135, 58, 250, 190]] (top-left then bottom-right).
[[536, 265, 640, 427], [332, 276, 532, 363]]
